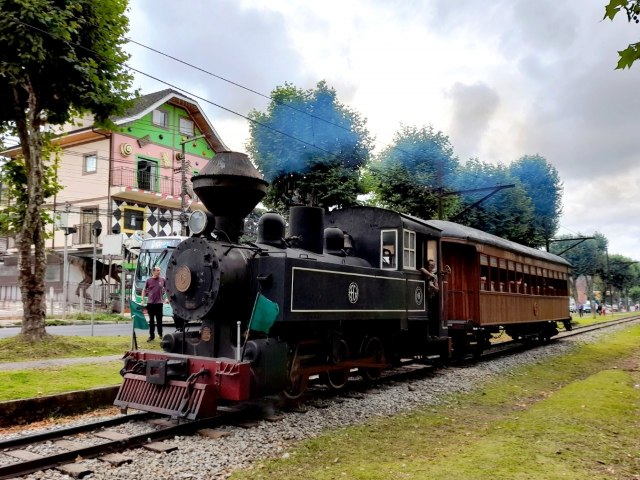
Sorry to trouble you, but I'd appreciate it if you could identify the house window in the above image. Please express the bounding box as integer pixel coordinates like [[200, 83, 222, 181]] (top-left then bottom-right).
[[0, 181, 8, 206], [380, 230, 397, 270], [122, 207, 145, 233], [80, 207, 99, 244], [179, 117, 194, 136], [137, 158, 158, 192], [403, 230, 416, 269], [84, 153, 97, 174], [152, 109, 168, 128]]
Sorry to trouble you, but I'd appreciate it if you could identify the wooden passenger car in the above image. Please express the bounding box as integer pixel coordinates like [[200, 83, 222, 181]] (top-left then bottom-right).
[[428, 220, 572, 355]]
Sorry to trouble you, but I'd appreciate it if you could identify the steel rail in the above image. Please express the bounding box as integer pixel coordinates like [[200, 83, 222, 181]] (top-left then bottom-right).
[[0, 409, 244, 480], [0, 412, 153, 450]]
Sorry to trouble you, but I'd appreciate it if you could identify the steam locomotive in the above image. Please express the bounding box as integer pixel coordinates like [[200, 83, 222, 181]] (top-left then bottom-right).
[[114, 151, 570, 419]]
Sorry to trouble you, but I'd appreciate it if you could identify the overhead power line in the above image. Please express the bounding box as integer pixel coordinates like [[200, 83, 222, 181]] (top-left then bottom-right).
[[6, 17, 500, 199]]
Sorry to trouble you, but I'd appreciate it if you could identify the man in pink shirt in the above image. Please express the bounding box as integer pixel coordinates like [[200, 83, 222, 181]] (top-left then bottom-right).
[[141, 266, 168, 342]]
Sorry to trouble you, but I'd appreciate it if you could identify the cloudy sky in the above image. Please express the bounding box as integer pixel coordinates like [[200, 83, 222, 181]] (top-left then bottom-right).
[[127, 0, 639, 260]]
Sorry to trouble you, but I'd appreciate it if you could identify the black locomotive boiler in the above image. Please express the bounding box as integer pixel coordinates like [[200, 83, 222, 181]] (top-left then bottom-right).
[[114, 151, 570, 419]]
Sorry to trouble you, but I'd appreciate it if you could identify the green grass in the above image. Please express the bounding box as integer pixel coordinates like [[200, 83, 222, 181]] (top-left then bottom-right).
[[571, 310, 638, 327], [12, 312, 128, 327], [0, 335, 131, 363], [0, 361, 123, 401], [232, 325, 640, 480], [47, 312, 130, 325], [0, 336, 131, 401], [0, 312, 130, 327]]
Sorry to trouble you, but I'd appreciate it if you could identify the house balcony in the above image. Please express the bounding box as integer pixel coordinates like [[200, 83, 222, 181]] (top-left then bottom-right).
[[110, 167, 204, 210]]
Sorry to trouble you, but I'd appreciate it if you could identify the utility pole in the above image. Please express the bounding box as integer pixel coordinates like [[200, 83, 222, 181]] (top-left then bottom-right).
[[178, 134, 205, 235], [60, 202, 76, 319], [62, 202, 69, 318], [90, 220, 102, 336], [606, 248, 610, 313]]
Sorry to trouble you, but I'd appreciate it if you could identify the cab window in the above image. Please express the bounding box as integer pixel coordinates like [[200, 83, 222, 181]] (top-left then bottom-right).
[[403, 229, 416, 270], [381, 230, 397, 269]]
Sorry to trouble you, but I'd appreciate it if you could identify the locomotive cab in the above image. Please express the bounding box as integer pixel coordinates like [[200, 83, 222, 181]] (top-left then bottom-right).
[[326, 206, 451, 360]]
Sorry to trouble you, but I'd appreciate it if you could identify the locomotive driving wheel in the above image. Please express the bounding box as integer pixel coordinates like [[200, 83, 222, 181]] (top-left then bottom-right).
[[282, 343, 308, 400], [321, 338, 350, 390], [360, 336, 385, 381]]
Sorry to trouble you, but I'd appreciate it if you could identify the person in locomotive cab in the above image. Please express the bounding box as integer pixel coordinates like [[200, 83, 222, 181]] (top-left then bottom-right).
[[141, 266, 168, 342], [420, 259, 439, 295]]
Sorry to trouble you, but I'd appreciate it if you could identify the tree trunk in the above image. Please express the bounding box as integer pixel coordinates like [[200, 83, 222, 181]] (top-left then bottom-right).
[[569, 276, 578, 302], [585, 275, 595, 303], [14, 83, 48, 341]]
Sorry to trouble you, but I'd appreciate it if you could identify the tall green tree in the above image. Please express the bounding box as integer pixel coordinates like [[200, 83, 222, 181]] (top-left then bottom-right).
[[550, 233, 608, 302], [0, 150, 62, 237], [0, 0, 134, 340], [453, 158, 536, 245], [598, 254, 639, 308], [604, 0, 640, 69], [370, 125, 460, 220], [508, 155, 563, 248], [246, 81, 373, 214], [629, 285, 640, 305]]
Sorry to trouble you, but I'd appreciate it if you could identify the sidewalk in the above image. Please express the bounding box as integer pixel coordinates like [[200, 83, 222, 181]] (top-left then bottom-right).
[[1, 354, 124, 371], [0, 319, 21, 327]]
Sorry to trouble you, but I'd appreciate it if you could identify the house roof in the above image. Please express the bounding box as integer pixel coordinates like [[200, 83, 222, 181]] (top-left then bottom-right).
[[1, 89, 231, 155], [114, 89, 229, 152]]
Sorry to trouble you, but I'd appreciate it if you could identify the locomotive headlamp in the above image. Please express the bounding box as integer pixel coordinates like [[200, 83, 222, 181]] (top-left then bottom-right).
[[188, 210, 215, 236]]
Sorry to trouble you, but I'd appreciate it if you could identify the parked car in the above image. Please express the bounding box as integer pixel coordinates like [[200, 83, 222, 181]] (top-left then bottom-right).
[[583, 302, 592, 313]]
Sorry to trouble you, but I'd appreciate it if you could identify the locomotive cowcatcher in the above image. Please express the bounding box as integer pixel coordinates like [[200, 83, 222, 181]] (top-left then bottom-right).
[[114, 152, 450, 419]]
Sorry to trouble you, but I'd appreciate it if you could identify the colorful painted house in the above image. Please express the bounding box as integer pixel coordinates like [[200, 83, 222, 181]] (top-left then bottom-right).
[[0, 89, 230, 302], [2, 88, 228, 254]]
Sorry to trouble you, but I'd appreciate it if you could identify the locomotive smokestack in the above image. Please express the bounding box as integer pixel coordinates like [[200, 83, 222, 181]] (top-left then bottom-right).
[[191, 151, 268, 241]]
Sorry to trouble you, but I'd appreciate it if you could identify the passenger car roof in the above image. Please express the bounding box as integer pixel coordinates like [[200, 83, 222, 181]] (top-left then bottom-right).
[[427, 220, 571, 267]]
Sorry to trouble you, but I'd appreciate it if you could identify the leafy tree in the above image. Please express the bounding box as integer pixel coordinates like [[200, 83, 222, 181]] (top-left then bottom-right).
[[0, 0, 134, 340], [508, 155, 563, 248], [629, 285, 640, 305], [598, 254, 639, 307], [246, 81, 373, 214], [550, 233, 608, 302], [453, 158, 536, 245], [241, 206, 267, 243], [0, 151, 62, 236], [370, 125, 460, 219], [604, 0, 640, 69]]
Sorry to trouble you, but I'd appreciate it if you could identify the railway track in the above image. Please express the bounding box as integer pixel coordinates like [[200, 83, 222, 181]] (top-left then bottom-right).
[[2, 316, 637, 479], [476, 315, 640, 360], [0, 407, 254, 479], [557, 314, 640, 338]]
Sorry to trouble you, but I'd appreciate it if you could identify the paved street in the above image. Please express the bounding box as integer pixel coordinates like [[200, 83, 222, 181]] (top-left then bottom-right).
[[0, 322, 176, 339]]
